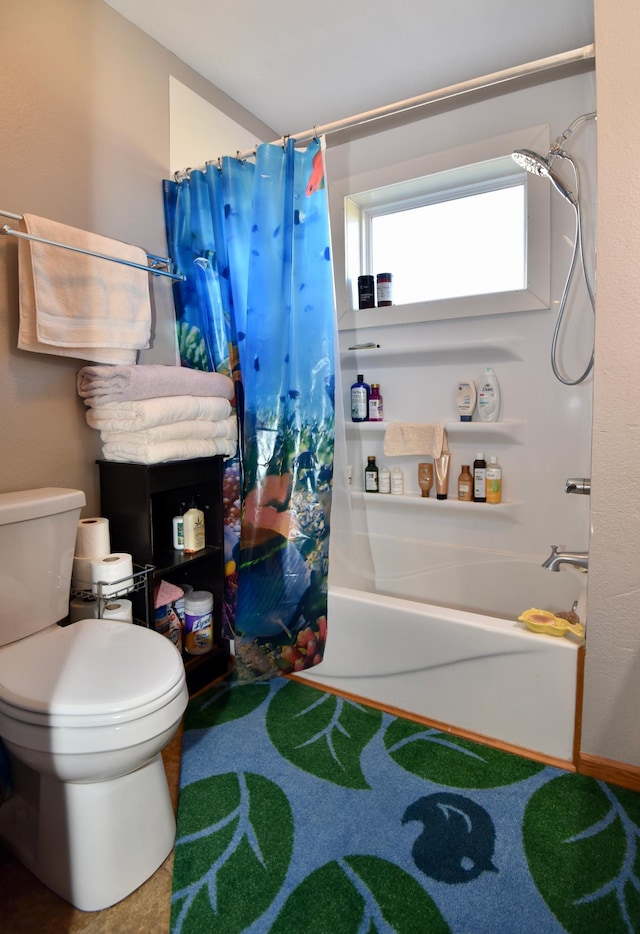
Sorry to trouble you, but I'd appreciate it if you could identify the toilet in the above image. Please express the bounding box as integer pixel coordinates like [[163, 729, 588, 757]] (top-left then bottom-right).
[[0, 488, 188, 911]]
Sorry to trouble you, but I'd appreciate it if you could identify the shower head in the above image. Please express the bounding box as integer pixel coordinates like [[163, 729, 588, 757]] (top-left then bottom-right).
[[512, 147, 576, 206]]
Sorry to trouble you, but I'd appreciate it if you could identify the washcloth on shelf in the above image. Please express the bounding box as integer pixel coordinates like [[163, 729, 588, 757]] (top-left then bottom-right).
[[18, 214, 151, 362], [383, 422, 446, 458], [77, 364, 234, 406], [100, 437, 237, 465], [99, 415, 238, 445], [85, 395, 232, 433]]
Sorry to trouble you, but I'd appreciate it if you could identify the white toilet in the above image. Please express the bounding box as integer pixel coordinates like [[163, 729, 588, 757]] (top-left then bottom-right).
[[0, 487, 188, 911]]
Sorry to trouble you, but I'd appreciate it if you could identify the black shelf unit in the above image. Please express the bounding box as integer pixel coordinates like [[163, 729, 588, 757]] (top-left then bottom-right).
[[97, 457, 230, 694]]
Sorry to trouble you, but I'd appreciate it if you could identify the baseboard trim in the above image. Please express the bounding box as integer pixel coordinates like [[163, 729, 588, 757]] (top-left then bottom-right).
[[577, 753, 640, 792], [287, 674, 576, 773], [290, 673, 640, 791]]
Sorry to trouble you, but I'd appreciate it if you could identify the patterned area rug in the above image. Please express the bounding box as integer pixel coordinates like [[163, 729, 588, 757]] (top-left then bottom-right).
[[171, 675, 640, 933]]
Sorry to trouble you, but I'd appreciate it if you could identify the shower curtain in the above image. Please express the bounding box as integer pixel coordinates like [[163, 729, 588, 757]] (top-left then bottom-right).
[[163, 138, 336, 680]]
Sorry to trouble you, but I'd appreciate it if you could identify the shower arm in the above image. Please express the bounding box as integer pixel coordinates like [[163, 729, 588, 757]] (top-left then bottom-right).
[[549, 112, 597, 155]]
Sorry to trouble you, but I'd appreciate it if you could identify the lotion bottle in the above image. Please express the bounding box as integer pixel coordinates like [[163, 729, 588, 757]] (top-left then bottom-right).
[[172, 502, 185, 551], [456, 380, 477, 422], [183, 498, 206, 553], [477, 367, 500, 422]]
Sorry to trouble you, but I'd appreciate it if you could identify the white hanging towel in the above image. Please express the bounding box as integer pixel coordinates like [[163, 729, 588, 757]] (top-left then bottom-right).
[[18, 214, 151, 362], [383, 422, 446, 458]]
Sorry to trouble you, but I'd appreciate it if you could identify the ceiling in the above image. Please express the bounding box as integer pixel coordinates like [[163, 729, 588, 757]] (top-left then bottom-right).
[[102, 0, 594, 137]]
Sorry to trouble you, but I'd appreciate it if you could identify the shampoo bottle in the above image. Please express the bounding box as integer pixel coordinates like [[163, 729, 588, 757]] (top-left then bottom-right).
[[183, 498, 205, 553], [457, 465, 473, 501], [368, 383, 384, 421], [364, 456, 379, 492], [351, 374, 370, 422], [477, 367, 500, 422]]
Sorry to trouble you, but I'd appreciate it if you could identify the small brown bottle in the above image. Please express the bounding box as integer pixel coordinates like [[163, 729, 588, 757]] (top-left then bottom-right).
[[457, 465, 473, 501]]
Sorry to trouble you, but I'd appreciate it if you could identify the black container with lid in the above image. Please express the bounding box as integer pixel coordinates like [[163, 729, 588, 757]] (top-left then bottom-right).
[[357, 275, 375, 309]]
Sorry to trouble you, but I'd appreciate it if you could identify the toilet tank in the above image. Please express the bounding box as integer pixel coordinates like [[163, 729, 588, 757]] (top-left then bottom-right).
[[0, 488, 86, 647]]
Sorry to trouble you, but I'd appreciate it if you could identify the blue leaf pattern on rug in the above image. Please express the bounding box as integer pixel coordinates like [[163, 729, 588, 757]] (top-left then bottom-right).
[[172, 676, 640, 933]]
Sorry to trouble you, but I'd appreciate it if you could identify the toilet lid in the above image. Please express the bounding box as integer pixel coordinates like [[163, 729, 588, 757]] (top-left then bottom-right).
[[0, 618, 185, 726]]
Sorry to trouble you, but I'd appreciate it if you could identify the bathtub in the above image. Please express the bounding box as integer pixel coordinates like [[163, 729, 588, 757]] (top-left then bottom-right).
[[297, 549, 585, 763]]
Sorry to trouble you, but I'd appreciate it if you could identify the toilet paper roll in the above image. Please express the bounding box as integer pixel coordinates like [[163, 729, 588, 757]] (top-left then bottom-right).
[[90, 553, 134, 597], [75, 517, 111, 558], [72, 555, 94, 591], [69, 594, 100, 623], [100, 599, 133, 623]]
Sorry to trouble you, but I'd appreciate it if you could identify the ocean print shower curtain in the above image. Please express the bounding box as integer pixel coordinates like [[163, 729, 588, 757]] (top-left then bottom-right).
[[163, 138, 336, 680]]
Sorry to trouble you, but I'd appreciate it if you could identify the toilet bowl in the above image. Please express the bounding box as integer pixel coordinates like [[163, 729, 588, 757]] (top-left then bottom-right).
[[0, 617, 188, 911], [0, 488, 189, 912]]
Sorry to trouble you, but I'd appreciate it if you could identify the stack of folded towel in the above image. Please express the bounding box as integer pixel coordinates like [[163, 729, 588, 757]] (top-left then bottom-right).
[[78, 364, 238, 464]]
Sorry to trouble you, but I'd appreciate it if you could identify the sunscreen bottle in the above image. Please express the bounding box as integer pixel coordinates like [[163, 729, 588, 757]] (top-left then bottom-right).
[[477, 367, 500, 422]]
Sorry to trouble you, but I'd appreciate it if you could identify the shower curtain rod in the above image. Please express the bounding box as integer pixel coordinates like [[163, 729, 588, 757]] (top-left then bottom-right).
[[178, 43, 595, 177], [0, 210, 185, 281]]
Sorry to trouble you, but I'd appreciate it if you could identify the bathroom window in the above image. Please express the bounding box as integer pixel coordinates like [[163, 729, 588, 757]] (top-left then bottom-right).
[[368, 171, 526, 305], [332, 126, 551, 326]]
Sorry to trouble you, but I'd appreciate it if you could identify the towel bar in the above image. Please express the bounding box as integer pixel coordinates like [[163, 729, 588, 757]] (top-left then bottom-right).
[[0, 210, 185, 282]]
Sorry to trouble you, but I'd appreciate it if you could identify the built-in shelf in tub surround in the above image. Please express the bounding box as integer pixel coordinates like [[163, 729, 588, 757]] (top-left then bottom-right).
[[337, 287, 547, 330], [340, 338, 525, 366], [346, 419, 526, 444], [351, 490, 522, 513]]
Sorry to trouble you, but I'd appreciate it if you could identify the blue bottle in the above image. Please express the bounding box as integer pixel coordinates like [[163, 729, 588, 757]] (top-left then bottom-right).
[[351, 374, 370, 422]]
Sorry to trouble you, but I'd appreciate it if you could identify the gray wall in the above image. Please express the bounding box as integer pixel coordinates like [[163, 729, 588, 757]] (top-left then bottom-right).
[[0, 0, 272, 512]]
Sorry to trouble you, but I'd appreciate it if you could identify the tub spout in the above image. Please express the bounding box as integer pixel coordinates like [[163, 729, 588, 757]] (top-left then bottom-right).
[[542, 545, 589, 572]]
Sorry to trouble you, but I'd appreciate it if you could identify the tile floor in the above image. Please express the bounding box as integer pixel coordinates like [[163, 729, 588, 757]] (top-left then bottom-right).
[[0, 723, 183, 933]]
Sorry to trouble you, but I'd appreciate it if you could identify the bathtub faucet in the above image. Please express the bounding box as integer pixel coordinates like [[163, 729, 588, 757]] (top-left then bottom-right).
[[542, 545, 589, 572]]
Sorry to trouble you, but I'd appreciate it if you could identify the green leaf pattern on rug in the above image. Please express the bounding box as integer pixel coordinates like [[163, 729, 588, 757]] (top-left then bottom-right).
[[171, 771, 293, 933], [523, 773, 640, 933], [384, 719, 545, 788], [266, 681, 383, 788], [269, 855, 450, 933], [185, 676, 270, 731]]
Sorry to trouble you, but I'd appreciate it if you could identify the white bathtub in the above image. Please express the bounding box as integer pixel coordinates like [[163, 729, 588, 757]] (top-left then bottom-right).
[[298, 565, 584, 763]]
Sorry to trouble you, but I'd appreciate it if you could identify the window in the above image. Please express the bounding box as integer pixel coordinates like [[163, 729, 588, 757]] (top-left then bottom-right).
[[331, 126, 551, 327], [370, 179, 525, 305]]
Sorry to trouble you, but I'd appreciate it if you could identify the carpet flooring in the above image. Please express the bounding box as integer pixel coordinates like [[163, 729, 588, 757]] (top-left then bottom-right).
[[171, 675, 640, 933]]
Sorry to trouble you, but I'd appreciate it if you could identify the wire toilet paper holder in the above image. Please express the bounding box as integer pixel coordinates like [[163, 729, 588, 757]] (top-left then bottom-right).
[[71, 563, 154, 626]]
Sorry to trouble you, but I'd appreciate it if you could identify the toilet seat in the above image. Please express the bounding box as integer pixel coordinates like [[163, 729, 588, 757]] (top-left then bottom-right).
[[0, 618, 185, 729]]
